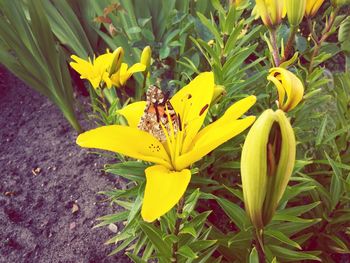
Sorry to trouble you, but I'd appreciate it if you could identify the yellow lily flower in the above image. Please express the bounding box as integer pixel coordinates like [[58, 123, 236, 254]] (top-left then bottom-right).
[[70, 53, 114, 89], [267, 67, 304, 112], [110, 62, 146, 88], [305, 0, 325, 18], [254, 0, 286, 28], [76, 72, 256, 222]]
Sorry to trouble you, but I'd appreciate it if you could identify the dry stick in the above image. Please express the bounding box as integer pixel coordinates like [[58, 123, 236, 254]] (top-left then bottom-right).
[[308, 10, 338, 73], [269, 28, 281, 67], [172, 196, 185, 262]]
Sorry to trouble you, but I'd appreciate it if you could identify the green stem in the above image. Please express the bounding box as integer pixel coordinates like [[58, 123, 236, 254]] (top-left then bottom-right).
[[269, 28, 280, 66], [282, 26, 298, 63], [308, 9, 338, 73], [172, 196, 185, 262], [255, 228, 266, 263]]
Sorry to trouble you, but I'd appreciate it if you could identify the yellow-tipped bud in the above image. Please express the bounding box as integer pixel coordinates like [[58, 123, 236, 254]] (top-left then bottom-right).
[[254, 0, 286, 28], [305, 0, 325, 18], [267, 67, 304, 112], [212, 85, 226, 104], [140, 46, 152, 77], [109, 47, 124, 75], [241, 109, 296, 230], [286, 0, 306, 26]]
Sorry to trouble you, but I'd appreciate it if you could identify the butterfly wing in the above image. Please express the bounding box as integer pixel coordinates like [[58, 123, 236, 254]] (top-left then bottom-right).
[[138, 86, 179, 142]]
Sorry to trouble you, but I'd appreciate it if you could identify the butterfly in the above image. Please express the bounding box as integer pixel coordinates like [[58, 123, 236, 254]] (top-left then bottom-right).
[[138, 86, 179, 142]]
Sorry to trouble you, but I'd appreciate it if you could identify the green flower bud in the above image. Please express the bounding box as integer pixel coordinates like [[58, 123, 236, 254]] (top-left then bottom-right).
[[140, 46, 152, 77], [212, 85, 226, 104], [286, 0, 306, 27], [241, 109, 296, 230], [109, 47, 124, 75]]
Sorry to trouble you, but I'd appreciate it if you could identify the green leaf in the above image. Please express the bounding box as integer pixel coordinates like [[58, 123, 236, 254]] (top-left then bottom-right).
[[139, 222, 172, 258], [127, 253, 148, 263], [179, 226, 197, 237], [216, 197, 249, 230], [249, 247, 259, 263], [177, 245, 198, 259], [265, 229, 301, 250], [196, 12, 223, 47], [268, 245, 321, 261], [325, 152, 344, 209], [105, 161, 148, 182], [189, 240, 217, 253], [94, 211, 129, 228]]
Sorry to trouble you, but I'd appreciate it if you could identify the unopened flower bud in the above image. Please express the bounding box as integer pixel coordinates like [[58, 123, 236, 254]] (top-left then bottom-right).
[[109, 47, 124, 75], [140, 46, 152, 77], [241, 109, 296, 230], [212, 85, 226, 104], [286, 0, 306, 26], [253, 0, 286, 28], [305, 0, 325, 18]]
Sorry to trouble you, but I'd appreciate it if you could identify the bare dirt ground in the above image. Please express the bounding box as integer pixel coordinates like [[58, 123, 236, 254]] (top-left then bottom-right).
[[0, 66, 130, 263]]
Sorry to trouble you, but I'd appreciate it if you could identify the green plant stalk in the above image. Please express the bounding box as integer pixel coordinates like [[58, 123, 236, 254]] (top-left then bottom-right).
[[172, 196, 185, 262], [308, 9, 338, 73], [255, 229, 266, 263], [269, 28, 281, 66], [282, 25, 298, 62]]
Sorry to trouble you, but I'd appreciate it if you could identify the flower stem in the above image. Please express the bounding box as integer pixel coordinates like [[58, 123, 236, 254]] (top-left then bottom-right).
[[308, 9, 338, 73], [172, 196, 185, 262], [281, 26, 298, 63], [255, 228, 266, 263], [269, 28, 280, 67]]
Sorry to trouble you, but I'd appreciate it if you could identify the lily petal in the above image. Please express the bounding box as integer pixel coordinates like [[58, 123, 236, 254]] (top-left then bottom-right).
[[77, 125, 171, 168], [117, 101, 147, 128], [176, 117, 256, 170], [171, 72, 215, 153], [141, 165, 191, 222]]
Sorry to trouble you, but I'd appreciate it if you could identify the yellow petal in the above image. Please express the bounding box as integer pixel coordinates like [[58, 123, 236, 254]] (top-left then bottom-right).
[[305, 0, 324, 17], [118, 63, 129, 86], [70, 55, 94, 78], [141, 165, 191, 222], [117, 101, 147, 128], [76, 125, 171, 168], [176, 116, 256, 171], [128, 62, 146, 74], [170, 72, 215, 153], [268, 67, 304, 112]]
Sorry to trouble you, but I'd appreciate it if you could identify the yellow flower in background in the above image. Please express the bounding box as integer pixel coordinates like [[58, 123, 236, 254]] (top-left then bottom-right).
[[241, 109, 296, 230], [253, 0, 286, 28], [70, 47, 145, 89], [76, 72, 256, 222], [268, 67, 304, 112], [70, 53, 114, 89], [305, 0, 325, 18], [285, 0, 306, 26], [110, 63, 146, 88]]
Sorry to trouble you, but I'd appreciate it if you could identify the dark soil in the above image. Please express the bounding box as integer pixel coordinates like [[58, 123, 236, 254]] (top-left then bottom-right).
[[0, 66, 130, 263]]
